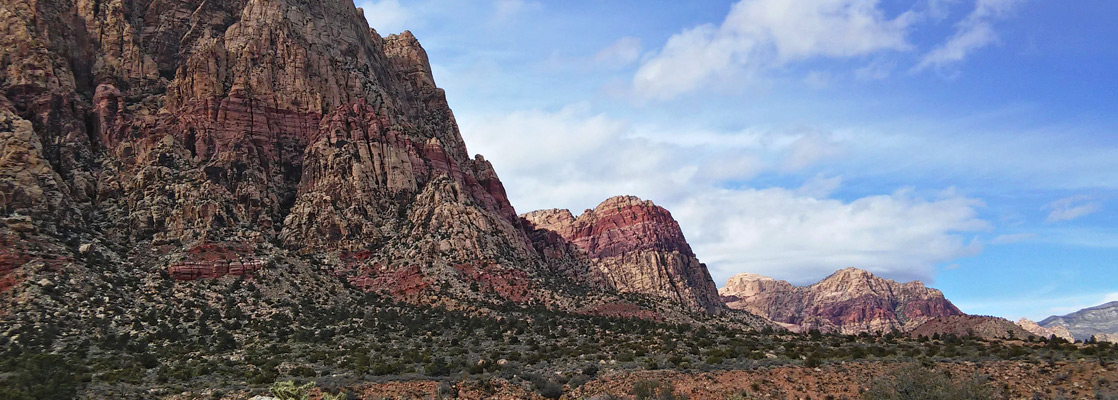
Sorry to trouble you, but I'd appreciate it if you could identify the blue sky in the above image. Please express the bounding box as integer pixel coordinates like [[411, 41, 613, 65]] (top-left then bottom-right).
[[355, 0, 1117, 321]]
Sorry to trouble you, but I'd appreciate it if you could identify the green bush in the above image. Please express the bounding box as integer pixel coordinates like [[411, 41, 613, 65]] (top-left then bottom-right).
[[0, 353, 79, 400], [862, 363, 992, 400]]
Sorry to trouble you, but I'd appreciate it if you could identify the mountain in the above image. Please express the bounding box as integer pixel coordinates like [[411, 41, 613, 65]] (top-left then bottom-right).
[[910, 315, 1034, 341], [1016, 318, 1074, 342], [522, 196, 724, 313], [1037, 301, 1118, 342], [719, 268, 963, 334], [0, 0, 745, 336]]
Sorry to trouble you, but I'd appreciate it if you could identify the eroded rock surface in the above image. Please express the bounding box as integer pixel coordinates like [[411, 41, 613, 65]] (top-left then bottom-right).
[[720, 268, 963, 334], [0, 0, 758, 326], [522, 196, 724, 313]]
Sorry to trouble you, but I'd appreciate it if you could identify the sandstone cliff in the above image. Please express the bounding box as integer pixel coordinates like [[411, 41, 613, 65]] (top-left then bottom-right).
[[0, 0, 761, 326], [719, 268, 963, 334], [522, 196, 725, 313]]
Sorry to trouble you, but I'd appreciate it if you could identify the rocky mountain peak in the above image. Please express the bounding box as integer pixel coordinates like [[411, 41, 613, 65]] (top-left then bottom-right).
[[720, 268, 962, 334], [1, 0, 754, 327], [522, 196, 721, 312]]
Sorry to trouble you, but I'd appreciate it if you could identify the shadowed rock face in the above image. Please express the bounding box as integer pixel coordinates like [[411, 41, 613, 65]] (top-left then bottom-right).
[[720, 268, 963, 334], [522, 196, 724, 313], [1037, 301, 1118, 342]]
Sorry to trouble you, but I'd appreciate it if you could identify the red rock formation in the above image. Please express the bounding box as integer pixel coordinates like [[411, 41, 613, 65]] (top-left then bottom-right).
[[720, 268, 963, 334], [166, 243, 264, 281], [523, 196, 723, 313], [0, 0, 753, 325]]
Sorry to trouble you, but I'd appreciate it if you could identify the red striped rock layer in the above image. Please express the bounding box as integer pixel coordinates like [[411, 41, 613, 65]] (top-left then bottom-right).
[[720, 268, 963, 334], [522, 196, 723, 313]]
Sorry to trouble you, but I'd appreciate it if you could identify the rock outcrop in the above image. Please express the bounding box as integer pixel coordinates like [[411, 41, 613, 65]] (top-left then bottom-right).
[[720, 268, 963, 334], [522, 196, 724, 313], [0, 0, 760, 326], [1036, 301, 1118, 342], [910, 315, 1035, 340]]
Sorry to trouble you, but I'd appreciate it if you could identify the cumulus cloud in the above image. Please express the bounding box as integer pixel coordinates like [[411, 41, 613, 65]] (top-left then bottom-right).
[[1043, 196, 1101, 222], [634, 0, 914, 99], [915, 0, 1022, 72], [357, 0, 411, 34], [594, 37, 643, 68], [459, 105, 989, 285], [675, 188, 986, 285]]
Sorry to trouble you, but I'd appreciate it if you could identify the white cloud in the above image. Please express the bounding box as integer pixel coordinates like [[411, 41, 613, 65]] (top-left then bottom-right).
[[357, 0, 411, 34], [796, 174, 843, 198], [1105, 293, 1118, 303], [459, 105, 989, 286], [677, 187, 987, 285], [594, 37, 643, 68], [989, 232, 1035, 245], [634, 0, 914, 99], [1043, 195, 1101, 222], [915, 0, 1022, 72]]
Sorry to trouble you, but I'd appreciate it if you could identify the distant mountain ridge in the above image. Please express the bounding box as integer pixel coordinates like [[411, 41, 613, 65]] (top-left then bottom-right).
[[1037, 301, 1118, 342], [719, 268, 963, 334]]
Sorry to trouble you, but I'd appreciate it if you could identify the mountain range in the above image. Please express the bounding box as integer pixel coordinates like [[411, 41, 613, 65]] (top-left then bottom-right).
[[1033, 301, 1118, 342], [719, 268, 963, 334], [0, 0, 1104, 346]]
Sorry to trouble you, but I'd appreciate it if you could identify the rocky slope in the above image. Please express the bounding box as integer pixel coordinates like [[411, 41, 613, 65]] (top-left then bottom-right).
[[909, 315, 1035, 340], [1037, 301, 1118, 342], [0, 0, 764, 350], [1016, 318, 1075, 342], [522, 196, 724, 313], [719, 268, 963, 334]]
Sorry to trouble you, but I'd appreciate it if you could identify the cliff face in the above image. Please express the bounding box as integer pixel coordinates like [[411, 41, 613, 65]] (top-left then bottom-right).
[[522, 196, 724, 313], [720, 268, 963, 334], [0, 0, 764, 324]]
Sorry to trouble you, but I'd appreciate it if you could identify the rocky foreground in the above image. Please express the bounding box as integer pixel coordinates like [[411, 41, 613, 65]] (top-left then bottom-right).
[[171, 361, 1116, 399]]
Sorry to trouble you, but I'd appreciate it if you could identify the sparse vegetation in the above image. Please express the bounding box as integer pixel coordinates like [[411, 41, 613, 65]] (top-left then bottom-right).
[[862, 363, 993, 400]]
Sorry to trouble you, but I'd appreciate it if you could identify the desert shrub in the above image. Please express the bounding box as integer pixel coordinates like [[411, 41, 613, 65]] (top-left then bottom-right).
[[270, 380, 315, 400], [0, 353, 79, 400], [633, 379, 685, 400], [862, 364, 992, 400]]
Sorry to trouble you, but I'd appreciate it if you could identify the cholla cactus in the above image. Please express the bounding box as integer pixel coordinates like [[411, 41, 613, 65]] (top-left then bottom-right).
[[269, 380, 315, 400]]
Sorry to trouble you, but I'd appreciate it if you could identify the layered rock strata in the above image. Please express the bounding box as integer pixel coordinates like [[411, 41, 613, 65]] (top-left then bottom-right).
[[720, 268, 963, 334], [0, 0, 754, 324], [522, 196, 724, 313]]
